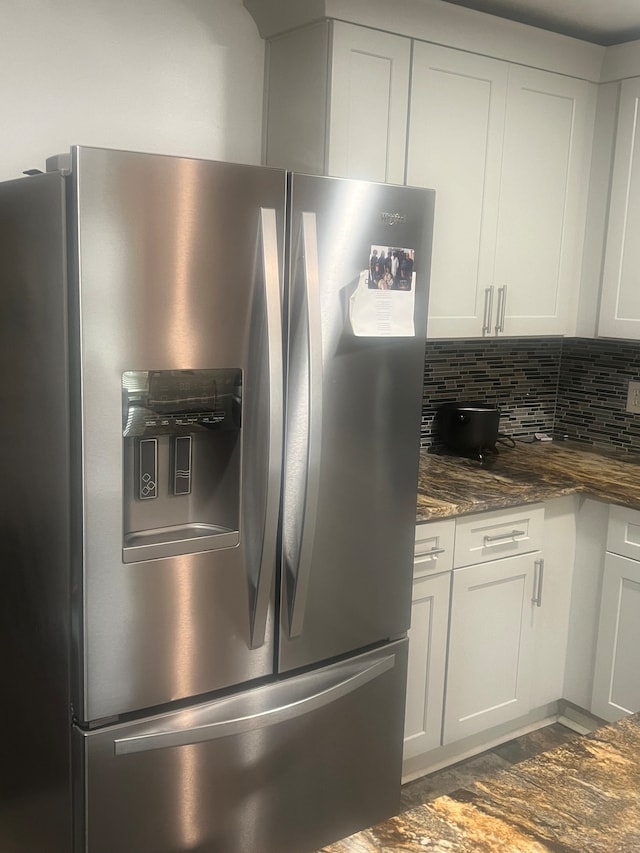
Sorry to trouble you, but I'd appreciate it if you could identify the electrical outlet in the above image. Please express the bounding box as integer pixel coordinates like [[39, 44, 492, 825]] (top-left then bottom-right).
[[626, 381, 640, 414]]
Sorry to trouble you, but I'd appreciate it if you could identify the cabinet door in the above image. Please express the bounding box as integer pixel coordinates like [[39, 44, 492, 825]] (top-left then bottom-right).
[[264, 22, 330, 174], [263, 22, 409, 183], [591, 552, 640, 721], [530, 496, 575, 709], [328, 22, 410, 184], [443, 554, 535, 744], [494, 66, 594, 336], [607, 504, 640, 561], [407, 43, 507, 339], [599, 78, 640, 339], [563, 498, 608, 710], [404, 571, 451, 759]]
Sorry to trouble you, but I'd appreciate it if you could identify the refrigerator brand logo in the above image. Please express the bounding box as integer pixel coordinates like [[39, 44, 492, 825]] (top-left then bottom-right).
[[380, 212, 407, 226]]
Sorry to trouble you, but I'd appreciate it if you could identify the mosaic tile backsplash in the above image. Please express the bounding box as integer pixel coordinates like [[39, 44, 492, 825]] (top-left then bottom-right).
[[421, 337, 640, 454], [421, 338, 562, 447], [555, 338, 640, 453]]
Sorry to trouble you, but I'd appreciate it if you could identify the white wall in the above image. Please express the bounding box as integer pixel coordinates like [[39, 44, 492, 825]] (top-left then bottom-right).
[[0, 0, 265, 181]]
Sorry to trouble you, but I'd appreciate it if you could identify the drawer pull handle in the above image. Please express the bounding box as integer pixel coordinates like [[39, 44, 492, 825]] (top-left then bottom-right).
[[414, 547, 446, 564], [484, 529, 525, 545], [416, 546, 446, 558]]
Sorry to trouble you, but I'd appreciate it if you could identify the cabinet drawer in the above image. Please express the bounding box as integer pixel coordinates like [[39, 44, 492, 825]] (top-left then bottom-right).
[[606, 505, 640, 560], [414, 519, 455, 577], [453, 504, 544, 568]]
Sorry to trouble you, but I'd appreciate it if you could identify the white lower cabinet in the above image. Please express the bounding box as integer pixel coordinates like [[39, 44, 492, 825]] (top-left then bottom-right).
[[404, 571, 451, 759], [591, 553, 640, 721], [443, 504, 546, 744], [405, 498, 640, 767], [443, 553, 537, 743], [529, 497, 576, 709], [404, 519, 454, 759], [591, 505, 640, 721], [405, 506, 549, 761]]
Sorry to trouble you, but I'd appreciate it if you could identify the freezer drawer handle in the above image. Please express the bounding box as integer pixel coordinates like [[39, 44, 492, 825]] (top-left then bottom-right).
[[113, 654, 395, 756], [249, 207, 284, 649]]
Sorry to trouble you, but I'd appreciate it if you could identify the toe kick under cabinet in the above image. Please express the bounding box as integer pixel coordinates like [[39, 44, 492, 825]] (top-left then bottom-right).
[[405, 504, 547, 761]]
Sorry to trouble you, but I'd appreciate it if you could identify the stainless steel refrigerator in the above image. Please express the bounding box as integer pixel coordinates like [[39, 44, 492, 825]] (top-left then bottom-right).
[[0, 146, 434, 853]]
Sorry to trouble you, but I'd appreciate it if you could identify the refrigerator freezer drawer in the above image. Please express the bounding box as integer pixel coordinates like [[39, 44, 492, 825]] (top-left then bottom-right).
[[73, 640, 408, 853]]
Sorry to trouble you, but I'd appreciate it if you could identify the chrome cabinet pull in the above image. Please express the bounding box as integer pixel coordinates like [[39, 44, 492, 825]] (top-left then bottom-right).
[[533, 558, 545, 607], [482, 286, 494, 336], [495, 285, 507, 334], [414, 547, 446, 565], [417, 546, 446, 558], [483, 529, 525, 545]]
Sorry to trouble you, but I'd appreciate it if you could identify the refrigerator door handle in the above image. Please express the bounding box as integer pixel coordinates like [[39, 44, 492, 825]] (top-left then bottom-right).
[[288, 211, 323, 638], [113, 653, 395, 756], [249, 207, 284, 649]]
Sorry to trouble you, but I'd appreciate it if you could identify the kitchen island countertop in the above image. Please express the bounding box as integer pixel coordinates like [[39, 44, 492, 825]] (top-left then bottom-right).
[[417, 440, 640, 521], [321, 712, 640, 853]]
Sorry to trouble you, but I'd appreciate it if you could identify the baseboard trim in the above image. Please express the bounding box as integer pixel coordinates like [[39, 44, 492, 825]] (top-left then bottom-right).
[[402, 699, 608, 784], [402, 702, 559, 784], [557, 699, 605, 734]]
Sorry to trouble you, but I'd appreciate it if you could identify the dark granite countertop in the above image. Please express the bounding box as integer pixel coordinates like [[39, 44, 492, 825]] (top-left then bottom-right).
[[322, 713, 640, 853], [416, 440, 640, 521]]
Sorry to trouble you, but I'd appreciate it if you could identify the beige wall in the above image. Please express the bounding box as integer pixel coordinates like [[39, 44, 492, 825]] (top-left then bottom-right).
[[0, 0, 265, 180]]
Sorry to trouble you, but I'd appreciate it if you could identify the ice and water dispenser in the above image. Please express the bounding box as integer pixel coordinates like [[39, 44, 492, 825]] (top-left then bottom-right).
[[122, 369, 242, 563]]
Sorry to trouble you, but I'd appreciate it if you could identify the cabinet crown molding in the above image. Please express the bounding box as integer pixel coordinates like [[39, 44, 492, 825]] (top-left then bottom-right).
[[601, 39, 640, 82], [245, 0, 605, 81]]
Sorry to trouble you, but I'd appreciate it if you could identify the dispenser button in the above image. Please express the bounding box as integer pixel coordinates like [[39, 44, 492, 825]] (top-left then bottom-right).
[[138, 438, 158, 500], [173, 435, 192, 496]]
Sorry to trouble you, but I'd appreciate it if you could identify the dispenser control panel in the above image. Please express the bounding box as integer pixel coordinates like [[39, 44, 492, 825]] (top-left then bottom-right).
[[121, 368, 243, 560], [122, 369, 242, 437]]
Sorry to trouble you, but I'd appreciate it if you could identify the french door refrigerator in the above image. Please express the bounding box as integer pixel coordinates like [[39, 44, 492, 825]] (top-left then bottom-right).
[[0, 146, 434, 853]]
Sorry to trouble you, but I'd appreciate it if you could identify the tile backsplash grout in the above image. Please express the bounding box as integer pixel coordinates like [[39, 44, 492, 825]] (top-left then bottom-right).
[[421, 336, 640, 455]]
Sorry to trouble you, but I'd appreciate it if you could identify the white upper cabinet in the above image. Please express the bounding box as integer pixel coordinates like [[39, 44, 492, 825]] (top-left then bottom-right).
[[407, 44, 507, 339], [408, 43, 595, 338], [327, 23, 410, 184], [598, 78, 640, 340], [264, 19, 599, 340], [264, 21, 410, 184], [264, 22, 331, 176], [494, 66, 595, 337]]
